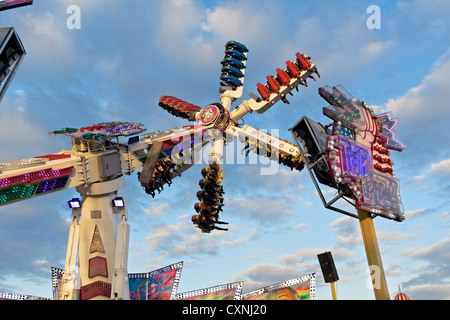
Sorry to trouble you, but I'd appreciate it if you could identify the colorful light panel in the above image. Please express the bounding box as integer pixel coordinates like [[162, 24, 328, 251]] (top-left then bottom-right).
[[51, 122, 146, 140], [175, 282, 243, 300], [36, 177, 70, 194], [128, 261, 183, 300], [0, 166, 73, 188], [89, 256, 108, 278], [241, 274, 315, 300], [80, 281, 111, 300], [0, 175, 70, 204]]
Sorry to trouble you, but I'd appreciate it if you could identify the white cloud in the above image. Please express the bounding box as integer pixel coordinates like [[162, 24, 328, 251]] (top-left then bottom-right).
[[154, 0, 217, 69], [336, 234, 362, 246], [428, 159, 450, 177], [237, 262, 305, 293], [289, 223, 307, 231], [411, 175, 425, 183], [359, 40, 394, 59], [19, 11, 76, 64], [0, 95, 55, 162], [404, 208, 430, 219], [328, 216, 355, 228], [146, 222, 191, 250], [202, 3, 269, 43], [143, 219, 233, 263], [329, 216, 363, 247], [142, 202, 170, 216], [407, 284, 450, 300], [59, 0, 103, 10], [221, 225, 260, 247], [411, 158, 450, 183], [385, 49, 450, 123], [376, 231, 415, 250], [406, 238, 450, 263], [227, 196, 294, 224], [314, 187, 338, 198]]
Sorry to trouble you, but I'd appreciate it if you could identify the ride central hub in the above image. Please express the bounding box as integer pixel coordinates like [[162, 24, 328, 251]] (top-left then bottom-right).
[[198, 103, 231, 133]]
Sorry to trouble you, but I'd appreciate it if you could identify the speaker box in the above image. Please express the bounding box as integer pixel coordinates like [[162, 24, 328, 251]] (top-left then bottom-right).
[[290, 117, 335, 188], [317, 251, 339, 283], [0, 27, 26, 103]]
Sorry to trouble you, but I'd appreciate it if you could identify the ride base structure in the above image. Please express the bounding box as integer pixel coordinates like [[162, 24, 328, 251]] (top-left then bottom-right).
[[0, 40, 405, 300]]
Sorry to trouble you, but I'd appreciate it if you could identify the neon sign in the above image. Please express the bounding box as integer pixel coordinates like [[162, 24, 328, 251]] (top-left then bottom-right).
[[338, 138, 371, 178], [375, 112, 406, 151], [321, 85, 406, 221], [320, 85, 368, 131], [360, 172, 403, 220]]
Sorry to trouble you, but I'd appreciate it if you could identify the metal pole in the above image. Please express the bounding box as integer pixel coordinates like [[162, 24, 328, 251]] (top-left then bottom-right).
[[358, 209, 390, 300], [330, 282, 337, 300]]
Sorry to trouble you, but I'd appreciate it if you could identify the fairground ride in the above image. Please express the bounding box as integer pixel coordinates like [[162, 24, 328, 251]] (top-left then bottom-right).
[[1, 39, 328, 300]]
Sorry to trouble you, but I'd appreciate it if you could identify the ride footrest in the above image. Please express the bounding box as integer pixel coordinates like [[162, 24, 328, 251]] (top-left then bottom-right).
[[242, 135, 305, 172], [254, 52, 320, 102], [220, 40, 248, 89], [159, 96, 202, 120], [139, 157, 177, 198], [191, 165, 228, 233]]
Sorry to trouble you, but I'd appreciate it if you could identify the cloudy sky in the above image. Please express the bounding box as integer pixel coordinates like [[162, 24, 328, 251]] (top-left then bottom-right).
[[0, 0, 449, 300]]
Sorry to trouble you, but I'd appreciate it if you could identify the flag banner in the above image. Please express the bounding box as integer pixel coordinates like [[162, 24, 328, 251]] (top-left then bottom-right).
[[241, 273, 316, 300], [51, 267, 64, 300], [175, 281, 243, 300], [0, 291, 49, 300], [128, 261, 183, 300], [51, 266, 79, 300], [128, 272, 148, 300]]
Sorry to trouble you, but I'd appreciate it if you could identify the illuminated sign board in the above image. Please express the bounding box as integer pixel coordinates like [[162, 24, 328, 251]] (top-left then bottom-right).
[[0, 0, 33, 11], [336, 137, 371, 178], [241, 274, 315, 300], [359, 171, 403, 219], [322, 85, 405, 222], [128, 262, 183, 300], [175, 282, 243, 300], [375, 112, 406, 151]]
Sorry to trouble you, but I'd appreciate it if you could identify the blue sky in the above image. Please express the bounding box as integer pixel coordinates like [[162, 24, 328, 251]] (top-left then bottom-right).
[[0, 0, 449, 300]]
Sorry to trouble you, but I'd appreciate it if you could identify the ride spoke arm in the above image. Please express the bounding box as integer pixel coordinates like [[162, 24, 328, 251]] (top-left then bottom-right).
[[129, 125, 210, 198], [227, 124, 305, 171], [230, 53, 319, 123]]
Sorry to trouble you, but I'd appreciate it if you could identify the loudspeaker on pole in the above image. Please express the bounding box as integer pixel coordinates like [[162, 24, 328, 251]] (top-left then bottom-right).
[[317, 251, 339, 283]]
